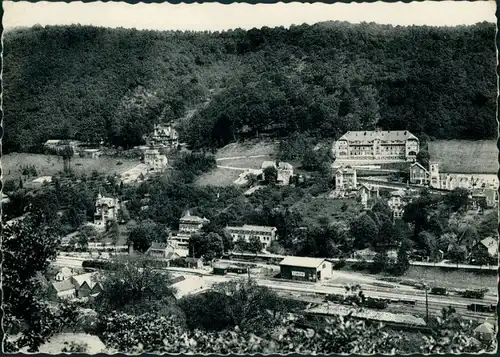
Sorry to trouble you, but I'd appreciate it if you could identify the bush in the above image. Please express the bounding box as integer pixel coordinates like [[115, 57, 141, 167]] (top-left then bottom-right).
[[333, 259, 346, 269], [350, 259, 372, 271]]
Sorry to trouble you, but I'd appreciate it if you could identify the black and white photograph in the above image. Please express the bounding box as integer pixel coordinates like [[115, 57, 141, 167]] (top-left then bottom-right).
[[1, 0, 498, 354]]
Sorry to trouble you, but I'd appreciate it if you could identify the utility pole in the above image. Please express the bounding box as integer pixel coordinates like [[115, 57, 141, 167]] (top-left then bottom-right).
[[424, 283, 429, 323]]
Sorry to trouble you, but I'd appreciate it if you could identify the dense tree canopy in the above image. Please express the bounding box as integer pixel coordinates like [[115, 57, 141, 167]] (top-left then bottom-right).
[[4, 22, 496, 153]]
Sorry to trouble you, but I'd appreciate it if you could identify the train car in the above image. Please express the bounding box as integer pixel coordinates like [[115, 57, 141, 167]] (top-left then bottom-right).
[[399, 299, 417, 306], [363, 298, 389, 310], [461, 289, 486, 299], [467, 303, 496, 313], [430, 287, 448, 296]]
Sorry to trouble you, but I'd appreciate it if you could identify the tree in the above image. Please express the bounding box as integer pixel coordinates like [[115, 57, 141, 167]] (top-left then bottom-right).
[[372, 252, 391, 273], [2, 216, 63, 352], [108, 220, 120, 249], [350, 214, 378, 250], [127, 219, 161, 253], [263, 166, 278, 185], [211, 278, 287, 332], [446, 188, 470, 212], [416, 150, 430, 169], [447, 244, 467, 264], [371, 200, 393, 219], [469, 247, 496, 266], [61, 146, 74, 173], [391, 239, 411, 276], [247, 236, 263, 253], [95, 255, 178, 315], [189, 232, 224, 260], [477, 212, 498, 237], [418, 230, 440, 261], [375, 219, 402, 251]]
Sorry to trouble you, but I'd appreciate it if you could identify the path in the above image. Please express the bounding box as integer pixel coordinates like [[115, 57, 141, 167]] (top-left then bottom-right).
[[216, 155, 270, 161], [216, 165, 251, 171]]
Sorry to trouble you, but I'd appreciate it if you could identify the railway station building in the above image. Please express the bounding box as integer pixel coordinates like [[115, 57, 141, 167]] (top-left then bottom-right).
[[279, 256, 333, 282]]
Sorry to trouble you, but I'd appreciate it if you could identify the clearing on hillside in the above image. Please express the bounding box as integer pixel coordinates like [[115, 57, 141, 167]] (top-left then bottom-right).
[[215, 139, 277, 159], [428, 140, 497, 174], [2, 153, 138, 181], [196, 168, 243, 187]]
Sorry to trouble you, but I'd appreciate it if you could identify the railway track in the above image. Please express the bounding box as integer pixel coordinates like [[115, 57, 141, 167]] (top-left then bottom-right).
[[277, 291, 495, 322]]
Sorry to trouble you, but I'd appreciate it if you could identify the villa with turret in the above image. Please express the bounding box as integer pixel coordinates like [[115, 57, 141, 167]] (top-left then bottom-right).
[[94, 192, 120, 227]]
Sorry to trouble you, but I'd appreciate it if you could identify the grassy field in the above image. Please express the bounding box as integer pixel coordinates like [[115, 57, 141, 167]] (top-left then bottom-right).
[[403, 266, 497, 290], [428, 140, 498, 174], [196, 168, 243, 186], [2, 153, 139, 181], [215, 139, 277, 159]]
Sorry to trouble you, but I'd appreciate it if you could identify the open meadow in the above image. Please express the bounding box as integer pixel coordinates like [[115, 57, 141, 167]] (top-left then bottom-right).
[[2, 153, 139, 181], [196, 168, 243, 187], [197, 140, 278, 186], [428, 140, 498, 174], [215, 139, 277, 159]]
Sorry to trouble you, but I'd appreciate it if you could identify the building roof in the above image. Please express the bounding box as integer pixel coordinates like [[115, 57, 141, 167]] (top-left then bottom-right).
[[279, 256, 326, 268], [474, 322, 495, 334], [261, 161, 277, 169], [390, 190, 405, 197], [145, 149, 160, 155], [338, 130, 418, 142], [278, 162, 293, 170], [335, 166, 356, 175], [148, 242, 173, 251], [226, 224, 277, 233], [57, 267, 74, 277], [52, 279, 76, 293], [410, 162, 428, 172], [96, 194, 118, 208], [172, 275, 204, 300], [179, 210, 209, 223], [480, 236, 498, 257], [72, 273, 98, 289], [45, 139, 62, 144], [32, 176, 53, 184]]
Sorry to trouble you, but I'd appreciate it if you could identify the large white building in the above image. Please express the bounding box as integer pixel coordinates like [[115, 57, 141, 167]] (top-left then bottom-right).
[[334, 130, 419, 162], [225, 224, 277, 249]]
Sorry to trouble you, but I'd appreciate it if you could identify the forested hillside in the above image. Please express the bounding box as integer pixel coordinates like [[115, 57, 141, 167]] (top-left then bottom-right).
[[3, 21, 496, 153]]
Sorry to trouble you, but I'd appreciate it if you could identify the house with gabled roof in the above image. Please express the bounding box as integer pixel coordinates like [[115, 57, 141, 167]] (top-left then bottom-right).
[[49, 279, 77, 301], [409, 162, 430, 185], [55, 267, 75, 281], [146, 242, 182, 260]]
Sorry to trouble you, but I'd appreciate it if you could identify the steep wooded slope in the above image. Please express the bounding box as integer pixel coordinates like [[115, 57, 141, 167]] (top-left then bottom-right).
[[3, 22, 496, 153]]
